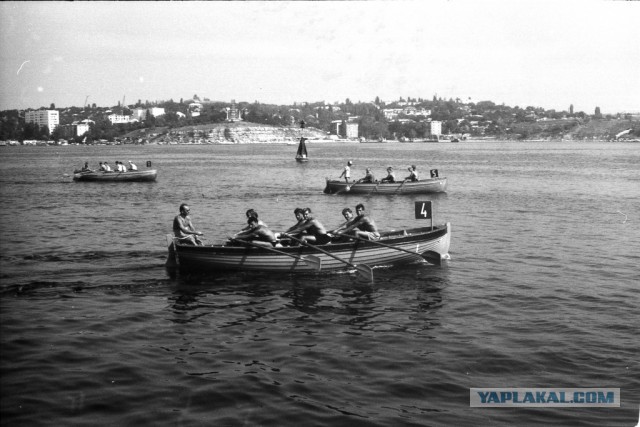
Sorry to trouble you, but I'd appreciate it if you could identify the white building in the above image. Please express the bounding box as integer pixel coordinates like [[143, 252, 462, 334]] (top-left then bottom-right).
[[59, 122, 90, 139], [131, 108, 147, 121], [429, 120, 442, 136], [130, 107, 165, 121], [382, 109, 403, 120], [223, 102, 243, 122], [25, 110, 59, 134], [331, 120, 359, 139], [148, 107, 165, 117], [188, 103, 202, 117], [107, 114, 132, 124]]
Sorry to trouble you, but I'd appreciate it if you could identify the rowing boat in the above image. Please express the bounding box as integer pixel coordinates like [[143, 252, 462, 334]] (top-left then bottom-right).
[[73, 169, 157, 182], [167, 223, 450, 275], [323, 176, 447, 194]]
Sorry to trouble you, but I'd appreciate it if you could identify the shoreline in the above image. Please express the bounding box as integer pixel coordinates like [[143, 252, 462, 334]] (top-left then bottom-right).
[[2, 138, 638, 147]]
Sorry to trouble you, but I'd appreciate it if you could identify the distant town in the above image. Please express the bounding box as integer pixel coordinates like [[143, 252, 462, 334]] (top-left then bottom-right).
[[1, 95, 639, 146]]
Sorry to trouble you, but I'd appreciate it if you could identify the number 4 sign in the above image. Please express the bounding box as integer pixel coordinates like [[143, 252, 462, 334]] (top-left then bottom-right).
[[415, 201, 434, 229]]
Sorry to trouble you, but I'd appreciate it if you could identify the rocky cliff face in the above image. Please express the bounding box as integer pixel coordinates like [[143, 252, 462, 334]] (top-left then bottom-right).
[[155, 123, 328, 144]]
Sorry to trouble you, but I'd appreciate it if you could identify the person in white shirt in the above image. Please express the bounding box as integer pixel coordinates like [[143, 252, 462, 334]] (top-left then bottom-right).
[[128, 160, 138, 171], [339, 160, 353, 184], [404, 165, 419, 182], [103, 161, 112, 172]]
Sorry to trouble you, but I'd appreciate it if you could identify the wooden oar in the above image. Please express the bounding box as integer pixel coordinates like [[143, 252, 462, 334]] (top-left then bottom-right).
[[394, 180, 407, 194], [231, 238, 322, 272], [367, 181, 380, 196], [285, 235, 373, 281], [332, 231, 436, 261], [333, 180, 357, 195]]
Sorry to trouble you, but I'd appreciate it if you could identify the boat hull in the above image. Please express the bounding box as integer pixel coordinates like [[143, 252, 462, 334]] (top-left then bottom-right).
[[324, 177, 447, 194], [73, 170, 158, 182], [169, 223, 451, 274]]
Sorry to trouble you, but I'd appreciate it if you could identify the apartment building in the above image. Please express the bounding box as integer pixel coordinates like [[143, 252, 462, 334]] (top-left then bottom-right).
[[331, 120, 359, 139], [107, 114, 132, 124], [25, 110, 59, 133], [59, 122, 90, 139], [148, 107, 165, 117], [130, 107, 166, 121], [429, 121, 442, 136]]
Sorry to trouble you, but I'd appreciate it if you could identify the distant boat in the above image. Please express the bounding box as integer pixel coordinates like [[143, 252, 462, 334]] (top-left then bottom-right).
[[324, 176, 447, 194], [73, 169, 157, 182], [295, 137, 309, 162]]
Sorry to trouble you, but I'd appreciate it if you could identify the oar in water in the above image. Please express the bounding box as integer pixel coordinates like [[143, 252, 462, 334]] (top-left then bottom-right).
[[394, 180, 407, 194], [231, 238, 322, 272], [367, 181, 380, 197], [285, 235, 373, 281], [332, 231, 442, 265], [333, 180, 358, 195]]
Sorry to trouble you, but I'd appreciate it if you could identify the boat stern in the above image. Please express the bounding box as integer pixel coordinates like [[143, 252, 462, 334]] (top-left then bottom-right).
[[422, 222, 451, 265], [323, 178, 333, 194]]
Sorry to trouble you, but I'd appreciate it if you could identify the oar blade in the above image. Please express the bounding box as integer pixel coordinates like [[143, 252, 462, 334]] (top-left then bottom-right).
[[302, 255, 322, 272], [355, 264, 374, 282], [421, 250, 442, 266]]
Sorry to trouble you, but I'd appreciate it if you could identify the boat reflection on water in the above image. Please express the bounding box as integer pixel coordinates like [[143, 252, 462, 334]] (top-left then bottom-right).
[[166, 264, 448, 331]]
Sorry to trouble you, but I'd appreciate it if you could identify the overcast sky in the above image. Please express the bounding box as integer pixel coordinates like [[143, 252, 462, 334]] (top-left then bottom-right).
[[1, 1, 638, 114]]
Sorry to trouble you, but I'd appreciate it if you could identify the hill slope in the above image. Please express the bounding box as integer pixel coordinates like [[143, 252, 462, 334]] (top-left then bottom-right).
[[124, 122, 329, 144]]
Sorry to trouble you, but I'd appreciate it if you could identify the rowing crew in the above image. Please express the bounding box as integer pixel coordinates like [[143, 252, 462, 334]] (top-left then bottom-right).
[[79, 160, 138, 172], [172, 204, 379, 248], [340, 160, 420, 184]]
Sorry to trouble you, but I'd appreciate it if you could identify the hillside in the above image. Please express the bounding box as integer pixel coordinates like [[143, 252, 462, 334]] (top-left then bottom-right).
[[503, 118, 639, 141], [123, 122, 329, 144]]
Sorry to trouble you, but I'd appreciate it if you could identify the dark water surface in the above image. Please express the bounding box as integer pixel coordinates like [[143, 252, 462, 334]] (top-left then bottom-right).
[[1, 141, 638, 426]]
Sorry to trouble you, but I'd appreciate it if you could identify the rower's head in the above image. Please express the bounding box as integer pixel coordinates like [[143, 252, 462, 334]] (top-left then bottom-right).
[[387, 166, 393, 172], [355, 203, 365, 215], [342, 207, 353, 219], [347, 160, 353, 166], [246, 209, 258, 219], [247, 216, 259, 228], [294, 207, 304, 219], [179, 203, 190, 215], [303, 207, 313, 219]]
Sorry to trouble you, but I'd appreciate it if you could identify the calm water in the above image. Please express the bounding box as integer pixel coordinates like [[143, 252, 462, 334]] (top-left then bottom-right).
[[1, 141, 638, 426]]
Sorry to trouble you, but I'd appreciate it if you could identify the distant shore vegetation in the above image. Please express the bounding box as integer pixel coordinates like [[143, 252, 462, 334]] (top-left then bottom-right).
[[1, 95, 639, 144]]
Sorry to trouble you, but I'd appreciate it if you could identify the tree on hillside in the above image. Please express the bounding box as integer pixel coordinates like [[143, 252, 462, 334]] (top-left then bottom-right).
[[594, 106, 602, 118]]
